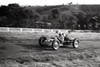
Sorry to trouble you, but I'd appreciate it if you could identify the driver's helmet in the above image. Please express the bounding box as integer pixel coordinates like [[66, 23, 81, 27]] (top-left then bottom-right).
[[58, 32, 65, 36], [62, 33, 66, 36], [58, 32, 62, 35]]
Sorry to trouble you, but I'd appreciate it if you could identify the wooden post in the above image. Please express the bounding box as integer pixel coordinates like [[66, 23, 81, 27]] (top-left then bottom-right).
[[20, 28, 22, 32], [7, 28, 9, 32], [32, 29, 34, 32], [42, 29, 44, 32], [51, 29, 53, 32]]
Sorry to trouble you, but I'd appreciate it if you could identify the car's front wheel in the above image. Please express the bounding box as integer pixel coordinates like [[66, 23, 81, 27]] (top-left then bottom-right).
[[52, 41, 60, 50], [72, 38, 79, 48]]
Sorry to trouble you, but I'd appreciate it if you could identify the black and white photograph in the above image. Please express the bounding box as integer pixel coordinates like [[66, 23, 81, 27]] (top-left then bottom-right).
[[0, 0, 100, 67]]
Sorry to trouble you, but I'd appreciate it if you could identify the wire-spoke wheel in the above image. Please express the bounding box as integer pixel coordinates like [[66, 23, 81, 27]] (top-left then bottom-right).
[[39, 36, 46, 46], [72, 39, 79, 48], [52, 41, 59, 50]]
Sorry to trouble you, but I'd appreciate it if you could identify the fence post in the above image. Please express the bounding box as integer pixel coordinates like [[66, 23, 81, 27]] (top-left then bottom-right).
[[51, 29, 53, 32], [42, 29, 44, 32], [7, 28, 9, 31], [20, 28, 22, 32], [32, 29, 34, 32]]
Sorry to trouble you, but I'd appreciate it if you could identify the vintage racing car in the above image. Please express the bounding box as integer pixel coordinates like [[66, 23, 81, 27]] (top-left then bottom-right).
[[38, 33, 79, 50]]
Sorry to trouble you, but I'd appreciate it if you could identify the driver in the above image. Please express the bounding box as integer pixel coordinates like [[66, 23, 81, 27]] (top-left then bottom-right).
[[54, 31, 70, 43], [59, 32, 65, 42], [55, 32, 65, 43]]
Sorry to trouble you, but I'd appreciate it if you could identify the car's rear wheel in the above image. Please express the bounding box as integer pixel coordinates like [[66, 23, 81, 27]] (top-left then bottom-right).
[[39, 36, 47, 46], [72, 39, 79, 48], [52, 41, 60, 50]]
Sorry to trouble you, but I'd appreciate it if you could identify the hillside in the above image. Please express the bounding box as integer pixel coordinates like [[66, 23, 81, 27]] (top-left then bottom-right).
[[0, 4, 100, 30]]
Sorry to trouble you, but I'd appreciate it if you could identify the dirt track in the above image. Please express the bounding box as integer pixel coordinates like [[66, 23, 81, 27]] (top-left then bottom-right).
[[0, 39, 100, 67], [0, 31, 100, 67]]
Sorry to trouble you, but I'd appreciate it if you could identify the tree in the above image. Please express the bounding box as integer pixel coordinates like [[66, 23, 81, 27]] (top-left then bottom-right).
[[60, 10, 78, 29], [0, 5, 9, 27], [7, 3, 27, 27], [23, 7, 40, 28], [75, 12, 87, 29], [0, 5, 9, 16], [48, 8, 61, 28]]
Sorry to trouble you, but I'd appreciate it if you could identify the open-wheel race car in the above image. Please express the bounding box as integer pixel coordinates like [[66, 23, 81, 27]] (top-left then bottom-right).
[[38, 33, 79, 50]]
